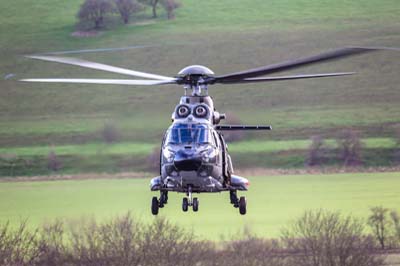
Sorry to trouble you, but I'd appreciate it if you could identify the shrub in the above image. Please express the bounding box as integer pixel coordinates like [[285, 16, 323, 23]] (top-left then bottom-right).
[[390, 210, 400, 246], [282, 209, 381, 266], [77, 0, 114, 29], [218, 236, 286, 266], [47, 150, 62, 171], [336, 129, 363, 166], [393, 127, 400, 165], [0, 220, 42, 265], [146, 146, 161, 173], [101, 122, 120, 143], [368, 206, 390, 249], [161, 0, 180, 19], [115, 0, 143, 24], [306, 135, 328, 167]]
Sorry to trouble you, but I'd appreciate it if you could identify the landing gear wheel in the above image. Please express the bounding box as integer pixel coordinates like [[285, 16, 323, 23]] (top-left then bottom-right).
[[192, 198, 199, 212], [239, 196, 247, 215], [182, 197, 189, 212], [151, 196, 159, 215]]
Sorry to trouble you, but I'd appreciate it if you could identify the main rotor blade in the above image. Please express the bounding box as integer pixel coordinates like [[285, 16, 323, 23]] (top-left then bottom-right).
[[219, 72, 355, 84], [41, 45, 156, 55], [213, 47, 377, 82], [26, 55, 174, 81], [216, 125, 272, 130], [20, 78, 177, 86]]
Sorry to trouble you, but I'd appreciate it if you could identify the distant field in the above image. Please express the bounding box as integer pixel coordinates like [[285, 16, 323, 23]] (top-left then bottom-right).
[[0, 0, 399, 174], [0, 172, 399, 240], [0, 138, 396, 156], [0, 138, 398, 176]]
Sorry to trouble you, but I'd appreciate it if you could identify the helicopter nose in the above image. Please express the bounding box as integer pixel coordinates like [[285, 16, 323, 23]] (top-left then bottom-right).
[[173, 149, 202, 171]]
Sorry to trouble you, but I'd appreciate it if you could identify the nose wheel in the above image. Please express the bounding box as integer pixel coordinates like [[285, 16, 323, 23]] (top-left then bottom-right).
[[182, 186, 199, 212]]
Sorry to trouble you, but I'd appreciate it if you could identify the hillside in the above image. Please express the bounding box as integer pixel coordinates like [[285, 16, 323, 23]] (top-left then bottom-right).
[[0, 0, 400, 175]]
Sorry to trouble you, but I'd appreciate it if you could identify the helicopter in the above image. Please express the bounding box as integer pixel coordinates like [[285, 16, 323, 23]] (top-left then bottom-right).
[[21, 46, 393, 215]]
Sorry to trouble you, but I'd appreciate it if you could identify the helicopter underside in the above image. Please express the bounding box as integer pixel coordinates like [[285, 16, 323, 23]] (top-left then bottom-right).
[[150, 172, 249, 215], [150, 172, 249, 193]]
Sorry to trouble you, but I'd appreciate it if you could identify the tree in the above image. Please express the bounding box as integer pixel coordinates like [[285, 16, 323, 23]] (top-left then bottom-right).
[[101, 122, 120, 143], [77, 0, 114, 29], [368, 206, 390, 249], [393, 126, 400, 164], [306, 135, 328, 167], [161, 0, 180, 19], [283, 209, 381, 266], [337, 129, 363, 166], [47, 150, 62, 171], [115, 0, 143, 24], [390, 210, 400, 246], [139, 0, 160, 18]]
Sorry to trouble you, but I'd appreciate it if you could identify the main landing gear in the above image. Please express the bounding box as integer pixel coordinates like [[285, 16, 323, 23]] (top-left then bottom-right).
[[151, 191, 168, 215], [182, 186, 199, 212], [151, 189, 246, 215], [230, 190, 247, 215]]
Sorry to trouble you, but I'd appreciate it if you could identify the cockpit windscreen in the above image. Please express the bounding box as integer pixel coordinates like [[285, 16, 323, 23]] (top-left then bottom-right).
[[166, 124, 212, 145]]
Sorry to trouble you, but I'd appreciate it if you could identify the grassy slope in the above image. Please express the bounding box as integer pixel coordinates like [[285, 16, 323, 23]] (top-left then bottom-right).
[[0, 173, 399, 240], [0, 0, 400, 174]]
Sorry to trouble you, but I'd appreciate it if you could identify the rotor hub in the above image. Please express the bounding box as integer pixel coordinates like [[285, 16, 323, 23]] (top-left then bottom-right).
[[176, 65, 215, 96]]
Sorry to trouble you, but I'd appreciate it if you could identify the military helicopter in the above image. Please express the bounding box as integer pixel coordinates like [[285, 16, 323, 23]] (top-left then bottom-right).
[[21, 46, 390, 215]]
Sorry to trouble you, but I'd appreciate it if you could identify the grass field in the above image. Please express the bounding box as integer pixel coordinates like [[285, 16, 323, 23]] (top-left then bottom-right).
[[1, 172, 399, 240], [1, 0, 400, 173]]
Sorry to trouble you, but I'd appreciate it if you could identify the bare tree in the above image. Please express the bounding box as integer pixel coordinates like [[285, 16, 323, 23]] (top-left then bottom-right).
[[101, 122, 120, 143], [47, 150, 63, 171], [146, 146, 161, 173], [337, 129, 363, 166], [306, 135, 328, 167], [393, 127, 400, 165], [139, 0, 160, 18], [390, 210, 400, 247], [77, 0, 114, 29], [115, 0, 143, 24], [161, 0, 180, 19], [368, 206, 390, 249], [282, 209, 381, 266]]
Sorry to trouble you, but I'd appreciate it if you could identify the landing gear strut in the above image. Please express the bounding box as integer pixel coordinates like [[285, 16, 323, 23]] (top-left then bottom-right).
[[182, 186, 199, 212], [230, 190, 246, 215]]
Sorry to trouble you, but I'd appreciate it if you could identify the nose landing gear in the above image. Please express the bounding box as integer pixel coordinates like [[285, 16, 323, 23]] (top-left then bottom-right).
[[182, 186, 199, 212]]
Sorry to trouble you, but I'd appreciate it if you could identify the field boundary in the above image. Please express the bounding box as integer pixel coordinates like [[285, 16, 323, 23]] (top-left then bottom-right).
[[1, 167, 400, 182]]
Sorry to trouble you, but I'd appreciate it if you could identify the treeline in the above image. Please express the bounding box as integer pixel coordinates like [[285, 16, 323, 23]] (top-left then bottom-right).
[[77, 0, 181, 30], [1, 209, 400, 266], [306, 128, 400, 168]]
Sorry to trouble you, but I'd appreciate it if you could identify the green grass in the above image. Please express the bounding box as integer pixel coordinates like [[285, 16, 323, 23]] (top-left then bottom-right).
[[0, 138, 397, 176], [0, 172, 399, 240], [0, 0, 400, 173], [0, 137, 396, 156]]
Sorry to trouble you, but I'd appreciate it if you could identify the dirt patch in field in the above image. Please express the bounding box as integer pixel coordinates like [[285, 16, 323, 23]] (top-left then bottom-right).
[[71, 31, 102, 37]]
